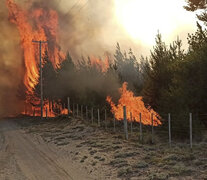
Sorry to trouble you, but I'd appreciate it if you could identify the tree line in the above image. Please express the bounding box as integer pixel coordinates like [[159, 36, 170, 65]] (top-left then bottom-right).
[[19, 1, 207, 136]]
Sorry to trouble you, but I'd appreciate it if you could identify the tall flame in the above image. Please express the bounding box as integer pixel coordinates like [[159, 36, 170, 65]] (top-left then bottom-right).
[[6, 0, 65, 94], [6, 0, 66, 116], [106, 82, 161, 126]]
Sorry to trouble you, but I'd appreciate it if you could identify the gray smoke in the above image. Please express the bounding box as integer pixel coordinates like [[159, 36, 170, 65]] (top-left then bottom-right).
[[0, 0, 141, 117], [0, 0, 24, 117]]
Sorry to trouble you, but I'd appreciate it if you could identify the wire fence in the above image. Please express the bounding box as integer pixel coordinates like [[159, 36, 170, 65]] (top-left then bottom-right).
[[43, 98, 207, 149]]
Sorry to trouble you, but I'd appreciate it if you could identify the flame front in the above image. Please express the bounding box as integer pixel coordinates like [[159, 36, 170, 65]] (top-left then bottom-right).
[[6, 0, 66, 116], [106, 82, 161, 126]]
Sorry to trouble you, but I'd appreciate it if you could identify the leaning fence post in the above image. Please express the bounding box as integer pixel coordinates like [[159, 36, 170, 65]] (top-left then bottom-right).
[[130, 112, 133, 133], [123, 106, 128, 140], [139, 113, 142, 142], [67, 97, 70, 116], [168, 113, 171, 147], [113, 113, 116, 132], [105, 109, 107, 130], [190, 113, 193, 149], [91, 107, 94, 124], [98, 109, 100, 126], [151, 113, 154, 144]]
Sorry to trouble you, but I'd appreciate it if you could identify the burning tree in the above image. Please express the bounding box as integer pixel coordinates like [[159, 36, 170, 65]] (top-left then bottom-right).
[[6, 0, 65, 116]]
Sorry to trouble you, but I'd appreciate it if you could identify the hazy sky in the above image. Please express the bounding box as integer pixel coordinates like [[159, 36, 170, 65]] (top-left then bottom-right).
[[114, 0, 197, 43], [113, 0, 199, 54], [57, 0, 199, 57]]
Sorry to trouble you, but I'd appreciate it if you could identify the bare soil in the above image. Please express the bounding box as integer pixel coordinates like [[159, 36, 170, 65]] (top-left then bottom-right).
[[0, 116, 206, 180]]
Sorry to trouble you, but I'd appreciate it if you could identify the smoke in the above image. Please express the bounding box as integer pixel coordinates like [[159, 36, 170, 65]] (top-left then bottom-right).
[[56, 64, 121, 106], [0, 0, 24, 117], [13, 0, 132, 58], [0, 0, 142, 117]]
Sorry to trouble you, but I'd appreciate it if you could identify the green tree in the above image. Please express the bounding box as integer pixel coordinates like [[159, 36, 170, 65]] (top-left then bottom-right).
[[170, 25, 207, 115], [142, 34, 185, 112]]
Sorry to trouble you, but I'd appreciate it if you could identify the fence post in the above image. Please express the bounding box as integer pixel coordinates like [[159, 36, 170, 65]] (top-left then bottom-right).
[[151, 113, 154, 144], [86, 106, 88, 121], [46, 108, 48, 118], [123, 106, 128, 140], [168, 113, 171, 147], [73, 104, 75, 117], [77, 104, 79, 117], [67, 97, 70, 116], [81, 105, 83, 120], [98, 109, 100, 126], [113, 113, 116, 132], [190, 113, 193, 149], [130, 112, 133, 133], [91, 107, 94, 124], [105, 109, 107, 130], [139, 113, 142, 142]]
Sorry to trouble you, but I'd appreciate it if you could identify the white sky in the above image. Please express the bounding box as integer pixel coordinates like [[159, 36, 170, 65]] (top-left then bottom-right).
[[114, 0, 199, 54]]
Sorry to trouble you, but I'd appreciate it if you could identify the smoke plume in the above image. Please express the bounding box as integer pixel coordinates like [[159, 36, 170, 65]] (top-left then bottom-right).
[[0, 0, 134, 117]]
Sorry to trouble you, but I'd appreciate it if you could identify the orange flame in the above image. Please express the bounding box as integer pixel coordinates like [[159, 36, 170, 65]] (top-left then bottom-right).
[[106, 82, 161, 126], [90, 56, 109, 72], [22, 100, 69, 117], [6, 0, 64, 94], [6, 0, 65, 117]]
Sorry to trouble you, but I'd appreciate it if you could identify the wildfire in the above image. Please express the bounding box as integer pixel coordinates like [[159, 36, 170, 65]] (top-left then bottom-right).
[[6, 0, 67, 117], [106, 82, 161, 126], [90, 56, 109, 72]]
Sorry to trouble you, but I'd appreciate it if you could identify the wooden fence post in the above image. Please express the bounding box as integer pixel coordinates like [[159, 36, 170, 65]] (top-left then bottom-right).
[[46, 108, 48, 119], [86, 106, 88, 120], [190, 113, 193, 149], [130, 112, 133, 133], [98, 109, 100, 126], [81, 105, 83, 120], [168, 113, 171, 147], [67, 97, 70, 116], [91, 107, 94, 124], [123, 106, 128, 140], [139, 113, 142, 142], [151, 113, 154, 144], [77, 104, 79, 117], [73, 104, 75, 117], [113, 113, 116, 132], [105, 109, 107, 130]]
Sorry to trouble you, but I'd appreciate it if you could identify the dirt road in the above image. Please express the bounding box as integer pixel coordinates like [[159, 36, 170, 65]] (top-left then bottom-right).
[[0, 118, 91, 180], [0, 117, 206, 180]]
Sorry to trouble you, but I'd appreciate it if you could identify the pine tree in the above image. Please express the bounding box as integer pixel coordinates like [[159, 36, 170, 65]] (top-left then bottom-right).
[[56, 51, 76, 101], [142, 33, 184, 111]]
